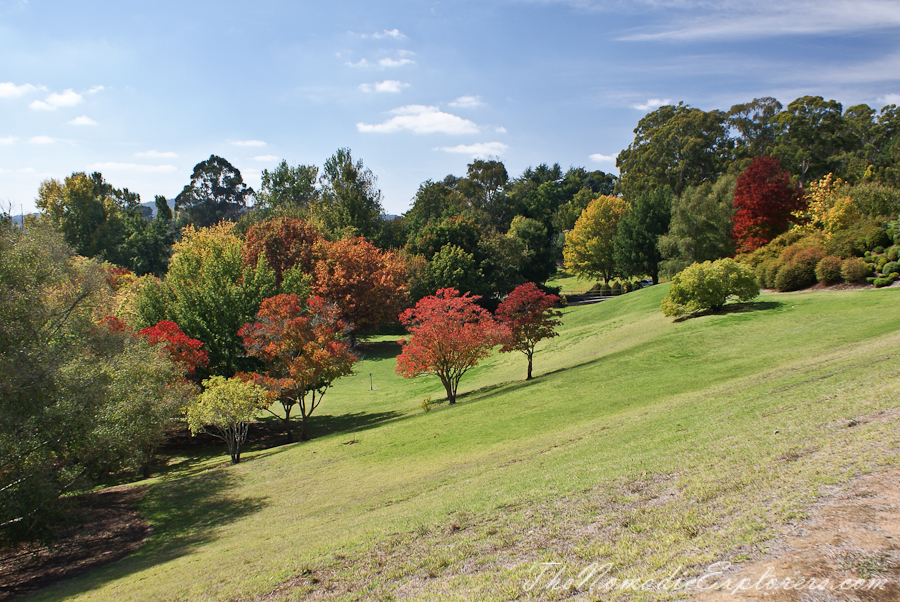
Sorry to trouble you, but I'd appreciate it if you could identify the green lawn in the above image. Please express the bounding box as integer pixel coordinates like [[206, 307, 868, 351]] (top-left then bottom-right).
[[33, 285, 900, 601]]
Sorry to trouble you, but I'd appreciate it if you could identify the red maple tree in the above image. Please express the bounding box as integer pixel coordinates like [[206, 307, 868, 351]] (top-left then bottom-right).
[[395, 288, 506, 405], [733, 156, 806, 253], [138, 320, 209, 378], [313, 236, 408, 339], [242, 217, 322, 286], [496, 283, 562, 381], [239, 294, 357, 441]]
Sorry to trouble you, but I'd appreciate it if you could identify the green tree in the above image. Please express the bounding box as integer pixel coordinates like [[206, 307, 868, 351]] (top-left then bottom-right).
[[134, 223, 276, 377], [507, 215, 556, 285], [185, 376, 266, 464], [659, 175, 736, 276], [773, 96, 852, 186], [613, 189, 673, 284], [256, 160, 320, 213], [616, 103, 731, 198], [728, 97, 783, 161], [424, 244, 484, 296], [175, 155, 253, 228], [0, 224, 189, 543], [319, 148, 385, 238], [563, 195, 630, 284]]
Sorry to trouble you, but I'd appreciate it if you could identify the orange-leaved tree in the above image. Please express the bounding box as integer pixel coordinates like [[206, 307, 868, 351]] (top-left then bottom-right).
[[395, 288, 505, 405], [239, 294, 357, 441], [313, 236, 408, 341], [496, 282, 562, 381]]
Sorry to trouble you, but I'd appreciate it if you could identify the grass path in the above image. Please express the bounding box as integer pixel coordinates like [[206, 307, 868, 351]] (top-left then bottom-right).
[[32, 285, 900, 601]]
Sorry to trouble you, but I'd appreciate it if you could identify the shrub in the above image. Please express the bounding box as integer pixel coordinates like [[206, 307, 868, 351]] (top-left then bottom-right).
[[815, 255, 843, 285], [866, 229, 891, 250], [874, 245, 885, 254], [873, 276, 895, 288], [598, 283, 611, 296], [876, 256, 888, 271], [841, 258, 870, 283], [660, 258, 759, 317], [611, 280, 623, 295], [755, 262, 768, 288], [765, 259, 784, 289], [774, 262, 814, 292], [882, 261, 900, 276], [632, 280, 642, 292], [888, 246, 899, 262]]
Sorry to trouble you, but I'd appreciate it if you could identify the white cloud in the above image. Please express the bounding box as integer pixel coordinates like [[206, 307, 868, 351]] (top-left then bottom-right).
[[29, 136, 54, 144], [68, 115, 97, 126], [494, 126, 508, 134], [877, 93, 900, 105], [359, 80, 409, 93], [135, 150, 178, 158], [0, 136, 16, 145], [253, 155, 279, 161], [0, 82, 39, 98], [589, 153, 617, 163], [368, 29, 407, 40], [86, 85, 104, 94], [228, 139, 267, 147], [89, 162, 178, 174], [632, 98, 670, 111], [615, 0, 900, 41], [436, 142, 509, 158], [449, 95, 484, 108], [30, 89, 84, 111], [358, 105, 480, 135], [379, 57, 415, 68]]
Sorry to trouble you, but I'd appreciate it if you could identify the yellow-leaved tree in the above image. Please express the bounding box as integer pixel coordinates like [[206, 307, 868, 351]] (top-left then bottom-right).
[[563, 195, 630, 284], [792, 174, 858, 238]]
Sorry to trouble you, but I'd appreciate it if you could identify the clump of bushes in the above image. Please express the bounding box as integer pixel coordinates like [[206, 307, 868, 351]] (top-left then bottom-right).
[[841, 257, 870, 283], [882, 261, 900, 276], [610, 280, 623, 295], [815, 255, 843, 285], [661, 258, 759, 318]]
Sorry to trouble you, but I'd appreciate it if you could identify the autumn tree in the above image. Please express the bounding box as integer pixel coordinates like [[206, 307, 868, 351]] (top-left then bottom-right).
[[242, 217, 322, 287], [239, 295, 357, 441], [313, 237, 408, 339], [563, 195, 630, 284], [133, 223, 276, 377], [396, 288, 505, 405], [185, 376, 266, 464], [138, 320, 209, 380], [732, 156, 805, 253], [496, 283, 562, 380]]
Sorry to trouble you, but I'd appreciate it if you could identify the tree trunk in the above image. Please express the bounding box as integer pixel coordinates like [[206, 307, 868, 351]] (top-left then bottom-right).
[[284, 404, 294, 443], [526, 355, 533, 380]]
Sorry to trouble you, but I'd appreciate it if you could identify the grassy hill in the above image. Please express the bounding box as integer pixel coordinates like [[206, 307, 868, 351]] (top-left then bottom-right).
[[33, 284, 900, 601]]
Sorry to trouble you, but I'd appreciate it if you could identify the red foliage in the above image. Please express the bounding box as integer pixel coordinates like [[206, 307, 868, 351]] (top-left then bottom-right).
[[138, 320, 209, 377], [496, 283, 562, 380], [733, 156, 806, 253], [395, 288, 506, 405], [97, 315, 127, 332], [313, 237, 408, 336], [104, 266, 135, 291], [242, 217, 322, 286], [238, 294, 357, 441]]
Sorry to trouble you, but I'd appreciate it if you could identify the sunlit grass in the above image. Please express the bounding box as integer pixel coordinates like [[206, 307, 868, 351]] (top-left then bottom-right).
[[33, 285, 900, 601]]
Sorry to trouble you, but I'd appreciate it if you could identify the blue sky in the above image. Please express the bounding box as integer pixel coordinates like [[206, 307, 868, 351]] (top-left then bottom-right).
[[2, 0, 900, 216]]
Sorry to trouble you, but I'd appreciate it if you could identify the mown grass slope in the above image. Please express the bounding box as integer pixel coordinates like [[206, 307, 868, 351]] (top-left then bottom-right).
[[33, 285, 900, 601]]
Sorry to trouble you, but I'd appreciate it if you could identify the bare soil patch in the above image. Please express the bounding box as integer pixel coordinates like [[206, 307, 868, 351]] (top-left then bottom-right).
[[694, 471, 900, 602], [0, 485, 150, 600]]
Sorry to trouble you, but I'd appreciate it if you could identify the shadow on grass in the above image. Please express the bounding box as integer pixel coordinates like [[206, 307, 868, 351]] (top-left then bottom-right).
[[672, 300, 786, 322], [309, 410, 404, 439], [45, 469, 268, 600], [353, 340, 403, 363]]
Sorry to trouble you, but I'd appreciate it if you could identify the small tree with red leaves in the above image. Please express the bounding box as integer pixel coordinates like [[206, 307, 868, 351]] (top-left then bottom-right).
[[733, 156, 806, 253], [396, 288, 505, 405], [496, 283, 562, 381], [138, 320, 209, 379], [239, 294, 357, 441]]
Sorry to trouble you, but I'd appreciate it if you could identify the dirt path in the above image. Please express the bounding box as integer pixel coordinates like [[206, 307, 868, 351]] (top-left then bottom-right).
[[693, 470, 900, 601]]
